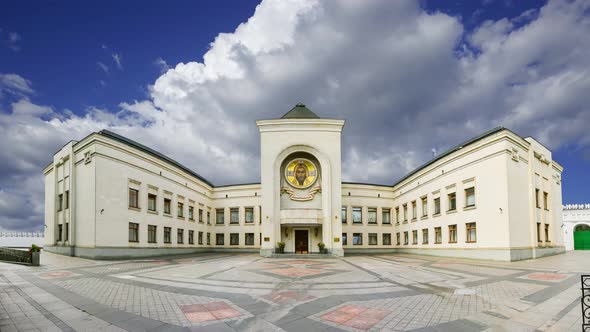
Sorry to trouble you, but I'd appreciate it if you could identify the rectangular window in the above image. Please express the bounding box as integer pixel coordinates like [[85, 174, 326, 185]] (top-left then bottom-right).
[[58, 224, 63, 241], [64, 190, 69, 209], [230, 233, 239, 245], [367, 208, 377, 224], [164, 227, 171, 243], [342, 233, 347, 245], [537, 222, 542, 242], [396, 232, 400, 245], [535, 189, 540, 208], [216, 233, 224, 245], [383, 233, 391, 245], [435, 227, 442, 244], [403, 204, 408, 221], [353, 233, 362, 245], [58, 193, 63, 211], [129, 223, 139, 242], [341, 207, 347, 224], [188, 206, 194, 220], [466, 222, 477, 243], [543, 192, 549, 210], [434, 197, 441, 215], [352, 207, 362, 224], [465, 187, 475, 207], [177, 229, 184, 244], [207, 211, 211, 224], [148, 194, 157, 212], [230, 208, 239, 224], [411, 201, 417, 220], [198, 231, 203, 245], [206, 232, 211, 245], [382, 209, 391, 224], [448, 192, 456, 211], [189, 230, 194, 244], [177, 202, 184, 218], [395, 207, 400, 223], [128, 189, 139, 208], [216, 209, 225, 224], [368, 233, 378, 245], [199, 208, 204, 222], [412, 230, 418, 244], [245, 233, 255, 245], [148, 225, 157, 243], [449, 224, 457, 243], [545, 224, 550, 242], [404, 231, 409, 245], [245, 207, 254, 223], [164, 198, 171, 214], [422, 229, 428, 244], [64, 222, 69, 241], [421, 196, 427, 217]]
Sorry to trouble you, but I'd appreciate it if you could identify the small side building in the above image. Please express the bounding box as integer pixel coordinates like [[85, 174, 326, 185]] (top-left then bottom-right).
[[562, 204, 590, 250]]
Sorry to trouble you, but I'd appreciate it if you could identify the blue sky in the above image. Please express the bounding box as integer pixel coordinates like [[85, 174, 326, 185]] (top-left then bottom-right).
[[0, 0, 589, 231]]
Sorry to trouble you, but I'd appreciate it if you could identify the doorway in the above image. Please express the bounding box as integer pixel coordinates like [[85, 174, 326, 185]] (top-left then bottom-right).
[[295, 230, 309, 254], [574, 224, 590, 250]]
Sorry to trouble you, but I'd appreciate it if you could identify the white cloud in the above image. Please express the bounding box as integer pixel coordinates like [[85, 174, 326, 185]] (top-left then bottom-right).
[[112, 53, 123, 70], [154, 57, 170, 74], [0, 73, 34, 96], [97, 61, 109, 74]]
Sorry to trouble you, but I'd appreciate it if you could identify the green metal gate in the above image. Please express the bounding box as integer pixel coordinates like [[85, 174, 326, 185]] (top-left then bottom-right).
[[574, 231, 590, 250]]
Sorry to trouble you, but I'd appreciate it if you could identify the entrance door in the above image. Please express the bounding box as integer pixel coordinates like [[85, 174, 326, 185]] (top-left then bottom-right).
[[295, 230, 309, 254], [574, 224, 590, 250]]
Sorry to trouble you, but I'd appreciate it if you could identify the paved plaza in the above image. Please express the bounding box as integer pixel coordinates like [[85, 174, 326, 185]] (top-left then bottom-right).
[[0, 252, 588, 331]]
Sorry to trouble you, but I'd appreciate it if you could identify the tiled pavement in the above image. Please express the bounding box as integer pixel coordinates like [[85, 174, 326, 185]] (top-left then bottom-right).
[[0, 251, 588, 331]]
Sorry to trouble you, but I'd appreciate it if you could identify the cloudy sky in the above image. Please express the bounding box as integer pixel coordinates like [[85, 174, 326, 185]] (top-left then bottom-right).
[[1, 0, 589, 232]]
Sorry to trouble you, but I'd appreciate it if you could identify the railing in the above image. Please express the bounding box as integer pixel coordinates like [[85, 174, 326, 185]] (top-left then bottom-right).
[[0, 247, 38, 265], [583, 275, 590, 332]]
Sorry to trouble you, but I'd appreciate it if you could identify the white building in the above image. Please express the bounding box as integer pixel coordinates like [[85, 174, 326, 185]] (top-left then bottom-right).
[[562, 204, 590, 251], [43, 104, 565, 261]]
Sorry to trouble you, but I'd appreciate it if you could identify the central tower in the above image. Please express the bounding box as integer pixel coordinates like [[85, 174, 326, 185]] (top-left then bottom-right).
[[257, 104, 345, 256]]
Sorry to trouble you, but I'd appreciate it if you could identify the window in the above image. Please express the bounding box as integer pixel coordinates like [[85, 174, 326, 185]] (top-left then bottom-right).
[[230, 208, 239, 224], [368, 208, 377, 224], [164, 227, 171, 243], [383, 233, 391, 245], [412, 230, 418, 244], [129, 223, 139, 242], [58, 224, 63, 241], [403, 204, 408, 221], [207, 211, 211, 224], [465, 187, 475, 207], [245, 233, 255, 245], [216, 233, 225, 245], [448, 192, 456, 211], [404, 231, 409, 245], [422, 229, 428, 244], [148, 225, 157, 243], [216, 209, 224, 224], [421, 196, 427, 217], [411, 201, 417, 220], [434, 198, 441, 215], [198, 231, 203, 245], [352, 207, 362, 224], [206, 232, 211, 245], [382, 209, 391, 224], [164, 198, 171, 214], [395, 207, 400, 223], [189, 230, 194, 244], [535, 189, 540, 208], [544, 224, 550, 242], [353, 233, 362, 245], [435, 227, 442, 244], [199, 209, 204, 222], [245, 207, 254, 223], [58, 193, 64, 211], [449, 224, 457, 243], [64, 223, 69, 241], [543, 192, 549, 210], [342, 233, 348, 245], [368, 233, 378, 245], [65, 191, 69, 209], [148, 194, 157, 212], [230, 233, 239, 245], [466, 223, 477, 243], [177, 229, 184, 244], [396, 232, 400, 245], [537, 223, 542, 242], [188, 206, 194, 220], [128, 189, 139, 208], [177, 202, 184, 218], [342, 207, 347, 224]]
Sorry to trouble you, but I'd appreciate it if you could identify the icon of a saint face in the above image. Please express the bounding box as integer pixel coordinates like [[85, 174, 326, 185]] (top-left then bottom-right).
[[295, 164, 308, 185]]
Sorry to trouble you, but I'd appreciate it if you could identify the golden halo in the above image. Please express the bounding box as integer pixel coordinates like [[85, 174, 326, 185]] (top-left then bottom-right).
[[284, 158, 318, 189]]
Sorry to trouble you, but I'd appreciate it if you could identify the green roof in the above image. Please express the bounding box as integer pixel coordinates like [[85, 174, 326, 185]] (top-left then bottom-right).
[[281, 103, 320, 119]]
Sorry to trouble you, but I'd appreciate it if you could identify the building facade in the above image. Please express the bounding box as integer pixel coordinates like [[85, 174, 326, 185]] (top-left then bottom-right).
[[562, 204, 590, 250], [43, 104, 565, 261]]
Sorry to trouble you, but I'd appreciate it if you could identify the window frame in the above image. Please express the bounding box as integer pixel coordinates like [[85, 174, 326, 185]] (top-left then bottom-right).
[[341, 207, 347, 224], [448, 224, 457, 243], [422, 229, 428, 244], [177, 228, 184, 244], [177, 202, 184, 218], [435, 227, 442, 244], [216, 209, 225, 225], [368, 233, 378, 245], [245, 207, 254, 224], [148, 225, 157, 243], [164, 227, 171, 243], [367, 207, 377, 224], [188, 230, 194, 244], [382, 209, 391, 224], [412, 230, 418, 244], [383, 233, 391, 245], [352, 207, 362, 224], [465, 187, 475, 208], [434, 197, 441, 215], [230, 208, 239, 224], [245, 233, 255, 245], [128, 188, 139, 209], [230, 233, 239, 245], [352, 233, 362, 245], [466, 222, 477, 243], [163, 198, 171, 215], [447, 192, 457, 212], [128, 222, 139, 243], [216, 233, 225, 246], [421, 196, 428, 217]]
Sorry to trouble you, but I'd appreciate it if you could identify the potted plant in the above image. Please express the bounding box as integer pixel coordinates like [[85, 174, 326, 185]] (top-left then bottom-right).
[[276, 242, 285, 254], [29, 244, 41, 266], [318, 242, 327, 254]]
